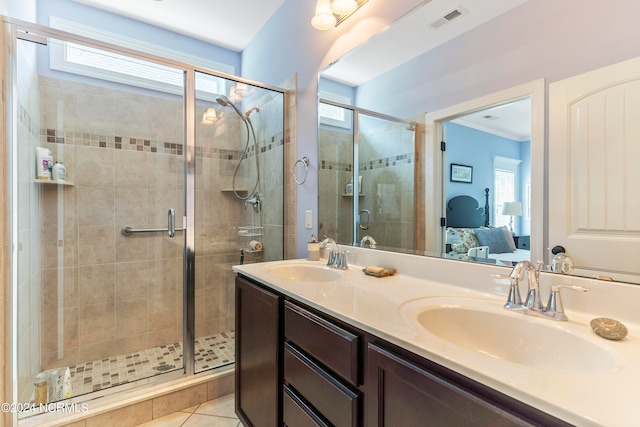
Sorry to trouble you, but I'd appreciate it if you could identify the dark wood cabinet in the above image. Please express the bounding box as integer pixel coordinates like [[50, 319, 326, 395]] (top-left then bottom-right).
[[366, 342, 573, 427], [367, 343, 531, 426], [284, 343, 360, 426], [235, 275, 282, 427], [284, 301, 361, 386], [283, 300, 363, 426], [235, 274, 572, 427]]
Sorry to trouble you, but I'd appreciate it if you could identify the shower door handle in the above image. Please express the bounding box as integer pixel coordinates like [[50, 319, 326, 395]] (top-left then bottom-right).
[[359, 209, 371, 230], [168, 208, 176, 238]]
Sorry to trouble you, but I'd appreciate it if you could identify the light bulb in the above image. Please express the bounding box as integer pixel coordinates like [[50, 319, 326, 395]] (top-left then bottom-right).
[[201, 107, 222, 125], [331, 0, 357, 15], [311, 0, 336, 30]]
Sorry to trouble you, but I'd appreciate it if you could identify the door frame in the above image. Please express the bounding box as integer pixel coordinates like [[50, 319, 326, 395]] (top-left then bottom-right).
[[425, 79, 546, 263]]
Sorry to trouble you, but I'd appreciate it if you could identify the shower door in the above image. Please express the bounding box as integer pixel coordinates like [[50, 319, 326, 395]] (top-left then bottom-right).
[[192, 70, 285, 373], [356, 114, 417, 250], [13, 29, 187, 407], [317, 101, 355, 245], [318, 100, 417, 250]]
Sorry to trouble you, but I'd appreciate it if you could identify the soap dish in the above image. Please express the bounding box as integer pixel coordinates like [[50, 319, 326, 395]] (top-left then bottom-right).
[[362, 268, 396, 278]]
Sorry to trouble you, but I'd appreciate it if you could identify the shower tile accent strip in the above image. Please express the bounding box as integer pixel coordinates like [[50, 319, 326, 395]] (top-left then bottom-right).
[[60, 331, 235, 398], [360, 152, 414, 171], [320, 153, 414, 173], [41, 129, 285, 159]]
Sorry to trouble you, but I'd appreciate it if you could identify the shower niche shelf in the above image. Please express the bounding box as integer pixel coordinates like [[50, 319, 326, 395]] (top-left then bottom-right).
[[34, 179, 75, 186], [221, 188, 249, 196]]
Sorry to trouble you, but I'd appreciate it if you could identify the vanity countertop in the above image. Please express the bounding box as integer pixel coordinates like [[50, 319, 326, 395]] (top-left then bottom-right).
[[233, 249, 640, 427]]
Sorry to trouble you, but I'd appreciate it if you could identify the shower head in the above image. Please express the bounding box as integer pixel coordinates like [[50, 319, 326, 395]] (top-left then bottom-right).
[[244, 106, 260, 119], [215, 95, 230, 107], [216, 95, 244, 118]]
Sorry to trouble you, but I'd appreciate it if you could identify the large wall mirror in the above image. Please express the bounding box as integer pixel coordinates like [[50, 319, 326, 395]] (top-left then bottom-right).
[[317, 0, 640, 284]]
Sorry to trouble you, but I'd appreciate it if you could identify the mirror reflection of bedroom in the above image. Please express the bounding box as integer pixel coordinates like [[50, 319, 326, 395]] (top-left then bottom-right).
[[444, 97, 532, 265]]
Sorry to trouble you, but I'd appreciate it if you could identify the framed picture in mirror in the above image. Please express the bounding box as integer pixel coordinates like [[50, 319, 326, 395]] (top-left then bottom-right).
[[451, 163, 473, 183]]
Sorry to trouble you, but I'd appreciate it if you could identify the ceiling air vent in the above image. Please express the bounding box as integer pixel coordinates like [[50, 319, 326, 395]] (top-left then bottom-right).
[[428, 8, 465, 30], [444, 9, 463, 21]]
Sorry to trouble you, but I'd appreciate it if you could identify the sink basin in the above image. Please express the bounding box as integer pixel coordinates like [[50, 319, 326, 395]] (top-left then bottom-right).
[[268, 264, 342, 282], [402, 298, 616, 374]]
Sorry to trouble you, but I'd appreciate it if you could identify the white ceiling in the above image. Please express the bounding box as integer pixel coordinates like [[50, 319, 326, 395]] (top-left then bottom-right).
[[451, 98, 532, 142], [72, 0, 287, 52], [322, 0, 527, 87]]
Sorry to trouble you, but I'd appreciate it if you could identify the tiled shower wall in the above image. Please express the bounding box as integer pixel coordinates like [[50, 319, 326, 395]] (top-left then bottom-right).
[[318, 119, 420, 250], [317, 128, 353, 244], [38, 76, 284, 370], [358, 120, 417, 249]]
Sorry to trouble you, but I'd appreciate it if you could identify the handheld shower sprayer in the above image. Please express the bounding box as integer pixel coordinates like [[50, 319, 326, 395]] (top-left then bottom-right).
[[215, 94, 262, 204], [216, 95, 244, 118], [216, 95, 260, 120]]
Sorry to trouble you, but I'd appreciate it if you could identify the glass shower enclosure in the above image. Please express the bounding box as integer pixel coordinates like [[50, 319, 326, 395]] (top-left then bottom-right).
[[318, 100, 419, 251], [5, 18, 284, 419]]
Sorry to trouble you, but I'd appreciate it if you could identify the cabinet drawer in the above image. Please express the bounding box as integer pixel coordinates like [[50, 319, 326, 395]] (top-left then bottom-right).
[[283, 385, 330, 427], [284, 343, 360, 427], [285, 301, 360, 385]]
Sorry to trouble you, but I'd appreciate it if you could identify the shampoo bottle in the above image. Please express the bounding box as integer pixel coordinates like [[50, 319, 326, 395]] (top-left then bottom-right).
[[52, 162, 66, 182], [345, 177, 354, 195]]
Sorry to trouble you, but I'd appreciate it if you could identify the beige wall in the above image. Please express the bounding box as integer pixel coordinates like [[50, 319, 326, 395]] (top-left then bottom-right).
[[317, 127, 353, 244], [358, 120, 416, 249], [318, 117, 422, 250]]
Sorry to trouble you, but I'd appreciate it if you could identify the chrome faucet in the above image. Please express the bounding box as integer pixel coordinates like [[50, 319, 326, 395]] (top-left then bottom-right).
[[319, 236, 349, 270], [510, 260, 544, 312], [360, 235, 377, 248], [319, 236, 338, 266], [501, 260, 588, 321]]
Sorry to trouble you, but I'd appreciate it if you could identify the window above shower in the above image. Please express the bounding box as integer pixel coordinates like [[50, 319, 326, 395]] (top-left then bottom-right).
[[48, 17, 235, 98]]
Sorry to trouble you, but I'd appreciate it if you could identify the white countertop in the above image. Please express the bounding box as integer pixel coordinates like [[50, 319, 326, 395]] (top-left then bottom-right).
[[233, 247, 640, 427]]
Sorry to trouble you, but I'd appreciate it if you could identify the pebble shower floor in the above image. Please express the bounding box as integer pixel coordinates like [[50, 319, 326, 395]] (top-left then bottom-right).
[[61, 331, 235, 398]]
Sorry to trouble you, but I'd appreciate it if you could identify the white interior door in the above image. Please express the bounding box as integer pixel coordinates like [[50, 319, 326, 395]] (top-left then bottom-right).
[[549, 57, 640, 282]]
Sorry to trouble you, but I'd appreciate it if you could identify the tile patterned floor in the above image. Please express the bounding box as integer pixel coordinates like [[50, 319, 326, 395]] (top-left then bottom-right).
[[45, 331, 235, 400], [136, 393, 241, 427]]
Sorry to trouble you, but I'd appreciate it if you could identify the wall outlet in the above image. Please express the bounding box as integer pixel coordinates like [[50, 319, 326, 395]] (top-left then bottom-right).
[[305, 210, 312, 229]]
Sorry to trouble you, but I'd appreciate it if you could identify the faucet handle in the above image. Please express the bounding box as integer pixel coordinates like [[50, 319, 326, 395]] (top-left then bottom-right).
[[494, 274, 523, 310], [334, 250, 350, 270], [545, 285, 589, 321]]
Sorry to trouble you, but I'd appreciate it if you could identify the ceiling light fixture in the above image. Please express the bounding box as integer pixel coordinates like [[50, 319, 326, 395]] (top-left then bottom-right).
[[201, 107, 223, 125], [331, 0, 357, 15], [312, 0, 368, 31]]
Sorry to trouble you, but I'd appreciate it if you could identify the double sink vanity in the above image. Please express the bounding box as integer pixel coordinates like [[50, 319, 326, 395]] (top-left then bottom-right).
[[233, 246, 640, 426]]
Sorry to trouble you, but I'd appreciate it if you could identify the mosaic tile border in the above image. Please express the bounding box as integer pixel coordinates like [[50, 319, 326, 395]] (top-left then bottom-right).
[[321, 159, 352, 172], [41, 128, 284, 160], [320, 152, 414, 172], [360, 153, 414, 171]]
